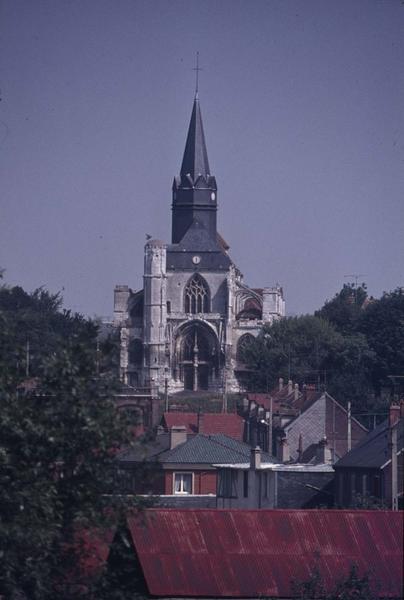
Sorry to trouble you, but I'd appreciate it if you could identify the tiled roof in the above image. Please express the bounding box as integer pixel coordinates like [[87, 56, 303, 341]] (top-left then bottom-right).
[[162, 412, 244, 441], [335, 419, 404, 469], [158, 433, 274, 465], [126, 509, 403, 598]]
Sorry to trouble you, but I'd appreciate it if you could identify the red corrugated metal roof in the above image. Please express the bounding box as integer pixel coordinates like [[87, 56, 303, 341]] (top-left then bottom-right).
[[163, 412, 244, 441], [126, 509, 403, 598]]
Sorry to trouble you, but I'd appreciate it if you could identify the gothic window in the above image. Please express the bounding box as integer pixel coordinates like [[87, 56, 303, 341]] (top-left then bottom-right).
[[184, 274, 210, 314], [128, 339, 143, 365], [236, 334, 255, 363]]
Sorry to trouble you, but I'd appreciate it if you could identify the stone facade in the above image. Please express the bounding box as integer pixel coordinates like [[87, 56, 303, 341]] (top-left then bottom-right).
[[114, 95, 285, 394]]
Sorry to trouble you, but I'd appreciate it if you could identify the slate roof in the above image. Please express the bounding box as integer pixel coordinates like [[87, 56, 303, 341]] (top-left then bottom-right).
[[126, 508, 403, 598], [158, 433, 274, 465], [335, 418, 404, 469], [162, 412, 244, 441], [180, 96, 210, 179]]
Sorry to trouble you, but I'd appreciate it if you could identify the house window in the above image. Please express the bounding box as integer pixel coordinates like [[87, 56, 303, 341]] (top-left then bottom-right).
[[184, 274, 210, 314], [174, 472, 193, 494], [217, 469, 238, 498]]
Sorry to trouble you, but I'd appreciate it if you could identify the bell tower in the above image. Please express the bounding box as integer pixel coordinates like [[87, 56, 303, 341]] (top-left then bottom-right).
[[171, 95, 218, 244]]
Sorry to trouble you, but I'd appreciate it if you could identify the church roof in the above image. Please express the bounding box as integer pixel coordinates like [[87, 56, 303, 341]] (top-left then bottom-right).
[[180, 96, 210, 180]]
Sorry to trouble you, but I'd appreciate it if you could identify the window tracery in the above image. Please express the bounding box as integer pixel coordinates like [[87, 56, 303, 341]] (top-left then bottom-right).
[[184, 274, 210, 314]]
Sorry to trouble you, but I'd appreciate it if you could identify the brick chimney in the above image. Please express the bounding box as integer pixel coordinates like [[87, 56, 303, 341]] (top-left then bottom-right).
[[389, 404, 401, 428], [294, 383, 299, 402], [279, 377, 284, 391], [278, 437, 290, 463], [250, 447, 261, 470], [316, 436, 332, 464], [287, 380, 293, 395], [169, 425, 187, 449], [197, 412, 204, 433]]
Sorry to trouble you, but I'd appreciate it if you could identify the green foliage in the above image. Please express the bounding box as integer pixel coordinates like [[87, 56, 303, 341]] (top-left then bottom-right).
[[316, 283, 368, 335], [358, 288, 404, 393], [244, 284, 404, 411], [0, 282, 137, 598], [292, 564, 378, 600], [243, 315, 375, 410]]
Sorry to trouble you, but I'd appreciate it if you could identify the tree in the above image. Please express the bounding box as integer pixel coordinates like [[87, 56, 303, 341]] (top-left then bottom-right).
[[242, 315, 375, 410], [316, 283, 368, 335], [358, 288, 404, 394], [292, 564, 378, 600], [0, 281, 136, 598]]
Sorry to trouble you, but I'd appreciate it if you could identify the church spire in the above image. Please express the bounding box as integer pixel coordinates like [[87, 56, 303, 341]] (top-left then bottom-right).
[[180, 96, 210, 180], [171, 96, 217, 245]]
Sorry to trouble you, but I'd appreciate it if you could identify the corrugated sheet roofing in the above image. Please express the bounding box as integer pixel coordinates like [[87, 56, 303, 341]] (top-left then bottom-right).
[[163, 412, 244, 441], [158, 434, 274, 465], [127, 509, 403, 598]]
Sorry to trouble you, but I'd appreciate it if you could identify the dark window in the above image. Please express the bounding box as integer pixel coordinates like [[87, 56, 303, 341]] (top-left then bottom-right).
[[243, 471, 249, 498], [184, 274, 210, 314], [128, 339, 143, 365], [217, 469, 238, 498], [166, 301, 171, 314], [237, 334, 255, 362], [262, 472, 268, 498]]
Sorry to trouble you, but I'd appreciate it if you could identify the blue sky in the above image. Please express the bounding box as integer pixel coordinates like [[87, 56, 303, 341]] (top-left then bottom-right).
[[1, 0, 403, 317]]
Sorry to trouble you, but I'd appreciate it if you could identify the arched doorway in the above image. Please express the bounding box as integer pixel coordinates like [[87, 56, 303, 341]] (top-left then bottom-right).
[[175, 321, 219, 391]]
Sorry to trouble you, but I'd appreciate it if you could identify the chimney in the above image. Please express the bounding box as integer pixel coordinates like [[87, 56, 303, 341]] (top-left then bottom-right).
[[287, 380, 293, 395], [279, 377, 284, 391], [294, 383, 299, 402], [197, 412, 204, 434], [389, 404, 401, 428], [250, 446, 261, 470], [316, 436, 332, 464], [170, 425, 187, 449], [278, 437, 290, 463]]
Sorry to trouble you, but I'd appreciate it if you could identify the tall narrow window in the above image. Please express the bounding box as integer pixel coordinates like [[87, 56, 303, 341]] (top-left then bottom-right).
[[184, 274, 210, 314]]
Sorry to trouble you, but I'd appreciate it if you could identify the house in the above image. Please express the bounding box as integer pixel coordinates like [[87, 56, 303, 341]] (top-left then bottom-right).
[[116, 429, 274, 500], [215, 443, 334, 509], [243, 381, 368, 462], [334, 403, 404, 509], [161, 411, 245, 441], [106, 508, 403, 599]]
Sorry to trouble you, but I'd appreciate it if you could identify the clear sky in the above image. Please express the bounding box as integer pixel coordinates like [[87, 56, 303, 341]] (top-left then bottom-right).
[[1, 0, 403, 318]]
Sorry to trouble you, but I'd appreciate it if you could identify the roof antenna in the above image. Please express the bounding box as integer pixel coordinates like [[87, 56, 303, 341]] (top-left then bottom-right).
[[193, 51, 202, 98]]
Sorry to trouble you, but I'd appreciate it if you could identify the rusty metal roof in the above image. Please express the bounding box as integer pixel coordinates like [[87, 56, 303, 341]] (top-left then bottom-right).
[[126, 509, 403, 598]]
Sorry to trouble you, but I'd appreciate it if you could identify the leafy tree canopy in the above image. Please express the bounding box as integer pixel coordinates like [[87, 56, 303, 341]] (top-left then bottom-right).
[[0, 280, 136, 599], [243, 284, 404, 410]]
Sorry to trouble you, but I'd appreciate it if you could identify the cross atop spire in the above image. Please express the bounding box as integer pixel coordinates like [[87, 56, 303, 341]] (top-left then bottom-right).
[[193, 51, 202, 97]]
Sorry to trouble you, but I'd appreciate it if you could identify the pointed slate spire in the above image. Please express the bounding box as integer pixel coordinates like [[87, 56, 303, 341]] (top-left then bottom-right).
[[172, 95, 217, 244], [180, 96, 210, 180]]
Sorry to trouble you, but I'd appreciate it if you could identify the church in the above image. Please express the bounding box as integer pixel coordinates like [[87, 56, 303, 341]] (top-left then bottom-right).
[[113, 94, 285, 394]]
